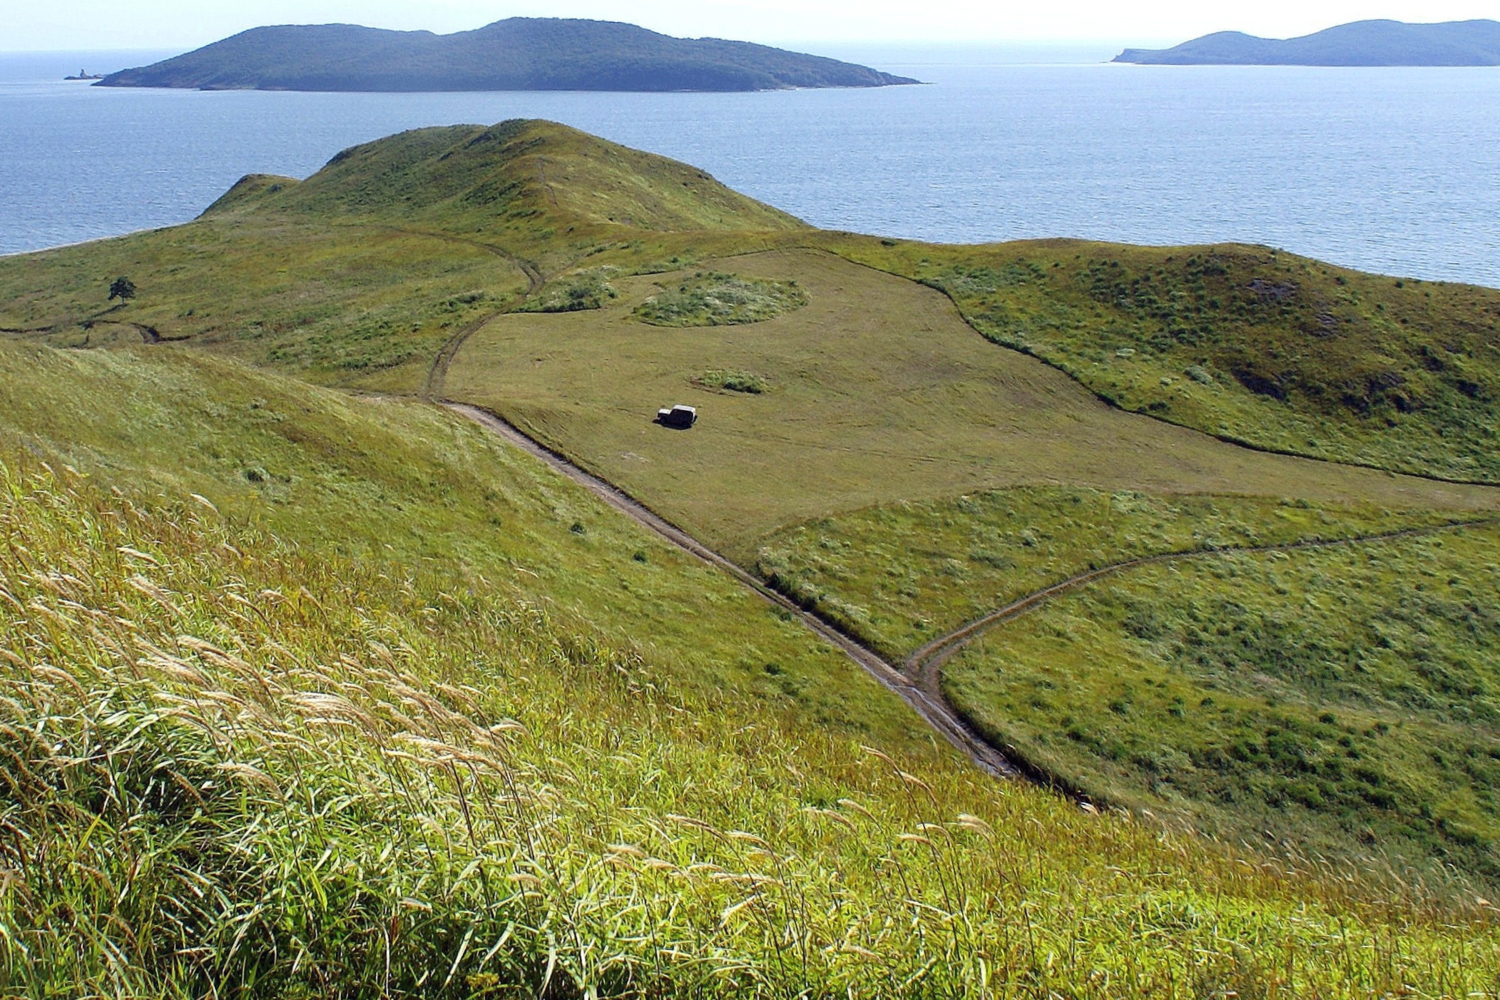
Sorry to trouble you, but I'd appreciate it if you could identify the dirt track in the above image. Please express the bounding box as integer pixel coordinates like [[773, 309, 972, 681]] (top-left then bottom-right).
[[446, 402, 1021, 779], [446, 401, 1499, 797]]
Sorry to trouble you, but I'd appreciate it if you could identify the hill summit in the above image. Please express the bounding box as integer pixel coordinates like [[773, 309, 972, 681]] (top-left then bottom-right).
[[203, 119, 808, 233], [98, 17, 920, 92], [1115, 18, 1500, 65]]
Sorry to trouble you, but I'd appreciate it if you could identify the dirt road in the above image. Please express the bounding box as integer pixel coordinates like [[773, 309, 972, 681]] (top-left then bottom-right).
[[446, 401, 1498, 798]]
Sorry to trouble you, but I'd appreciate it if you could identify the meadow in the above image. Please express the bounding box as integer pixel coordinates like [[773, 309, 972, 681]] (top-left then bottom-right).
[[831, 238, 1500, 483], [443, 248, 1498, 554], [751, 488, 1466, 660]]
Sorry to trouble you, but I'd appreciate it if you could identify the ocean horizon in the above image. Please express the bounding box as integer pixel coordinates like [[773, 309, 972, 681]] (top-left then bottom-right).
[[3, 47, 1498, 287]]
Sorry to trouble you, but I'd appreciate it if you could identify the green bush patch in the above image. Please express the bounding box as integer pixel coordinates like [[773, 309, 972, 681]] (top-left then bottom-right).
[[697, 369, 769, 394], [635, 272, 807, 327], [520, 268, 618, 313]]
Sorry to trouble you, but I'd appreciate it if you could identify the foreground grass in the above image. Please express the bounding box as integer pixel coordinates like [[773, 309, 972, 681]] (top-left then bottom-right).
[[6, 457, 1500, 997], [945, 525, 1500, 887]]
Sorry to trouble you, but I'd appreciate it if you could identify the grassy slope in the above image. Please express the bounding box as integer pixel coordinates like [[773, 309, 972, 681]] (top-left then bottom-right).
[[752, 488, 1500, 882], [5, 118, 1500, 989], [751, 488, 1462, 660], [4, 121, 1496, 482], [0, 339, 909, 743], [831, 237, 1500, 483], [9, 342, 1499, 995], [945, 527, 1500, 885]]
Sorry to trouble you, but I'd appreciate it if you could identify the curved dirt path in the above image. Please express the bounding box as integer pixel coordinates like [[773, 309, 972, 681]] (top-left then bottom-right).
[[905, 517, 1500, 740], [445, 402, 1022, 780], [447, 402, 1500, 793], [401, 229, 546, 400]]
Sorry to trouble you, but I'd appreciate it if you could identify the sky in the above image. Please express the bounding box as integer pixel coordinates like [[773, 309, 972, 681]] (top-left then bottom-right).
[[6, 0, 1499, 52]]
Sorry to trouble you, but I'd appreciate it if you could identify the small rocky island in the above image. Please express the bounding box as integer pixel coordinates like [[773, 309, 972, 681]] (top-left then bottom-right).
[[96, 17, 919, 92], [1115, 18, 1500, 66]]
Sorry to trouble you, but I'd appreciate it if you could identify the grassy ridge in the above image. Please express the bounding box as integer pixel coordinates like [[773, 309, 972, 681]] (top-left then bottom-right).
[[945, 526, 1500, 884], [833, 238, 1500, 482], [6, 434, 1500, 996], [0, 121, 803, 393]]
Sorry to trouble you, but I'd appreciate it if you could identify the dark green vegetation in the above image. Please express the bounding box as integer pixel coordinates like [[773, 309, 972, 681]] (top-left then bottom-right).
[[99, 17, 920, 92], [634, 271, 808, 326], [836, 240, 1500, 482], [699, 368, 769, 393], [1115, 18, 1500, 65], [945, 526, 1500, 883], [4, 118, 1500, 994], [519, 266, 618, 312]]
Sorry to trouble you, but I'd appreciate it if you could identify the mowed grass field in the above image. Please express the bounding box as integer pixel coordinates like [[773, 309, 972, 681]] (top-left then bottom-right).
[[445, 248, 1500, 556]]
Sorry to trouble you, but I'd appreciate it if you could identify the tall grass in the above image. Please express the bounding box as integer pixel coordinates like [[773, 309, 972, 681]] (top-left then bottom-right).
[[3, 457, 1499, 996]]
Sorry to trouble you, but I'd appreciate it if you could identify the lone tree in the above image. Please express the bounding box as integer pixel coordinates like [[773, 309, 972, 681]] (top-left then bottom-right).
[[108, 276, 136, 305]]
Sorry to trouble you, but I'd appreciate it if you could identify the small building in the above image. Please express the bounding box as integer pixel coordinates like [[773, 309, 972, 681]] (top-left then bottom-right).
[[656, 404, 698, 429]]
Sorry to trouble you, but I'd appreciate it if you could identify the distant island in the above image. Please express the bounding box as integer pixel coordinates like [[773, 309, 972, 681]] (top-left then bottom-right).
[[1115, 18, 1500, 66], [96, 17, 920, 92]]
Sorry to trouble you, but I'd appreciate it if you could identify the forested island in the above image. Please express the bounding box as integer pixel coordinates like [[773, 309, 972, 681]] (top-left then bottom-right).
[[97, 17, 919, 92], [1116, 18, 1500, 66]]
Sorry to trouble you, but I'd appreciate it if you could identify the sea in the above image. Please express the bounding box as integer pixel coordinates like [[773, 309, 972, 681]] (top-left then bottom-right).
[[3, 46, 1499, 287]]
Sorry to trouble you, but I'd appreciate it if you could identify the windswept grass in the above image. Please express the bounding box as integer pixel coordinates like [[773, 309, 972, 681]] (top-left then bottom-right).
[[4, 457, 1500, 997]]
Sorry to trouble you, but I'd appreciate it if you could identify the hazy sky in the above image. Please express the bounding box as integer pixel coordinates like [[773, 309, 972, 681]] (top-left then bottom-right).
[[8, 0, 1499, 52]]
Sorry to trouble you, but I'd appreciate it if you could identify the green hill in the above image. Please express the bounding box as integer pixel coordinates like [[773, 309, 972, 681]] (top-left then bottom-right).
[[98, 17, 920, 92], [4, 119, 1500, 995]]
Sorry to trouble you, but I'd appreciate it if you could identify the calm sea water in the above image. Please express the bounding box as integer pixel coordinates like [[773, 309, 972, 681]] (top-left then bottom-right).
[[2, 48, 1498, 286]]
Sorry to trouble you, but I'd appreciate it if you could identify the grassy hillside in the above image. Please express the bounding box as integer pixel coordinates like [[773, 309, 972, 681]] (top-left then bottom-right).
[[0, 121, 802, 392], [7, 118, 1500, 991], [752, 488, 1459, 660], [946, 526, 1500, 884], [4, 343, 1500, 996], [751, 487, 1500, 880], [0, 338, 910, 740], [833, 238, 1500, 483]]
